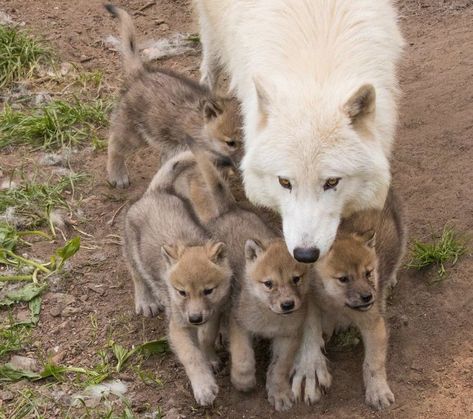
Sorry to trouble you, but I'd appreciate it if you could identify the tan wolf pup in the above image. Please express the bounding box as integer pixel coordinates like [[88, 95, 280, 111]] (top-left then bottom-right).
[[124, 151, 233, 406]]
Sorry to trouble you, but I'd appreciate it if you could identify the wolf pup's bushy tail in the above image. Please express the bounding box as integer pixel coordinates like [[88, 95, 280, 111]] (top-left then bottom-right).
[[186, 135, 236, 216], [105, 4, 142, 75], [146, 151, 196, 193]]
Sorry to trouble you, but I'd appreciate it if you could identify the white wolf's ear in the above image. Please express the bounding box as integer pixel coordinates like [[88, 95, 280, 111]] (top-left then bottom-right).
[[253, 78, 270, 128], [161, 245, 182, 266], [206, 242, 227, 265], [245, 239, 265, 261], [344, 84, 376, 128]]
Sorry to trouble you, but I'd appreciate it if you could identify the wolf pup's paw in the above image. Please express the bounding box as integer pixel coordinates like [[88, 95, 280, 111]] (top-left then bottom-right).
[[135, 296, 163, 317], [108, 171, 130, 189], [192, 377, 219, 406], [231, 368, 256, 392], [291, 354, 331, 404], [365, 381, 395, 410], [267, 384, 294, 412]]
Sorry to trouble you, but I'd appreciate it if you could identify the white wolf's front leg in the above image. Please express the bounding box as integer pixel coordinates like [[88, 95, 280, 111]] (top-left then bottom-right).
[[196, 3, 220, 90], [291, 300, 331, 404]]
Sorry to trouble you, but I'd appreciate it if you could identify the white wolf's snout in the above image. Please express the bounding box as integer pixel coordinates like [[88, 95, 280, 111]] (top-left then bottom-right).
[[282, 203, 340, 263]]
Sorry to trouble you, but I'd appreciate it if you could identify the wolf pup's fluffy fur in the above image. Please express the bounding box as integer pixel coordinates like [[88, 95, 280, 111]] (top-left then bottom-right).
[[230, 239, 311, 412], [313, 187, 406, 409], [124, 151, 233, 406], [105, 4, 241, 188], [188, 143, 316, 411]]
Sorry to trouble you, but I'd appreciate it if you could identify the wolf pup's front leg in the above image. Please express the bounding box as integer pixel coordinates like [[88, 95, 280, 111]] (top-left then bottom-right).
[[198, 314, 221, 372], [169, 318, 218, 406], [292, 301, 332, 404], [267, 335, 298, 412], [229, 317, 256, 392], [360, 316, 394, 409]]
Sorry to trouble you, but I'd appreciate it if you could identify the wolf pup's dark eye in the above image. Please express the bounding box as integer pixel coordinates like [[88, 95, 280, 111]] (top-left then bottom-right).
[[263, 280, 273, 289], [203, 288, 214, 296], [226, 139, 237, 148], [337, 276, 349, 284], [365, 270, 373, 279], [278, 177, 292, 191], [178, 289, 187, 297], [323, 177, 341, 191], [293, 276, 301, 285]]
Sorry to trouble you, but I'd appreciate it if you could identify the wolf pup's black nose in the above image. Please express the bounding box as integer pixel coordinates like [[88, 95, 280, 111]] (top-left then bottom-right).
[[293, 247, 320, 263], [280, 300, 295, 312], [361, 292, 373, 303], [188, 314, 203, 324]]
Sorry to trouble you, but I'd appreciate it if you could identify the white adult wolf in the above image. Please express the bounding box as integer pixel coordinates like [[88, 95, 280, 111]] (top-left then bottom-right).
[[195, 0, 404, 264]]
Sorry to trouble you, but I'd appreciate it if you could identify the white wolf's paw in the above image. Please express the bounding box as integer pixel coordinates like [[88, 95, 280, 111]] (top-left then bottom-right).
[[291, 355, 331, 404], [365, 381, 395, 410], [135, 296, 163, 318], [192, 377, 219, 406], [268, 384, 294, 412]]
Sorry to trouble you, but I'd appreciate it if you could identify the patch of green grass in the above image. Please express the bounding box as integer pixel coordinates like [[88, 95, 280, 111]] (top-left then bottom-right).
[[408, 225, 468, 279], [0, 323, 31, 358], [0, 99, 110, 149], [0, 25, 50, 88], [0, 173, 86, 229], [75, 70, 104, 90], [328, 327, 361, 352]]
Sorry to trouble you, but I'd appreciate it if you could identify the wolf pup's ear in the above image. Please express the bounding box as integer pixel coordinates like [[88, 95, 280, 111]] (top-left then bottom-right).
[[207, 242, 227, 264], [161, 245, 181, 266], [355, 230, 376, 248], [245, 239, 265, 262], [344, 84, 376, 128], [202, 98, 223, 121]]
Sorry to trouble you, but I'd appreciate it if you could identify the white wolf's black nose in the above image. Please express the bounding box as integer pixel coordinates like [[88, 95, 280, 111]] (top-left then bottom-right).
[[293, 247, 320, 263]]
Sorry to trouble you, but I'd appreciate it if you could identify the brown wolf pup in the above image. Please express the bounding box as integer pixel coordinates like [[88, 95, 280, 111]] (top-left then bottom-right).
[[105, 4, 241, 188], [314, 187, 406, 409], [124, 151, 233, 406], [188, 141, 315, 411]]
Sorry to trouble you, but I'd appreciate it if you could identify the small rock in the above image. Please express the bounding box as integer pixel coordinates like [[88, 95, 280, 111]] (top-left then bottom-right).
[[61, 306, 81, 317], [39, 153, 64, 167], [9, 355, 40, 373], [33, 92, 52, 106], [50, 293, 76, 306], [165, 407, 184, 419], [15, 308, 31, 322], [400, 314, 409, 326], [51, 351, 65, 364], [158, 23, 169, 31], [0, 390, 14, 401]]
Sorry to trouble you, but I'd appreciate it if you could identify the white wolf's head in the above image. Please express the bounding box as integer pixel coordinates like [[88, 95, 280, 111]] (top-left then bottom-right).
[[241, 81, 390, 263]]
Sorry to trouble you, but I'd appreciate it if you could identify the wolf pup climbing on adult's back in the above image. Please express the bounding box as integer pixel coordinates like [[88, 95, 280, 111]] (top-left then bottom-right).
[[105, 4, 241, 188]]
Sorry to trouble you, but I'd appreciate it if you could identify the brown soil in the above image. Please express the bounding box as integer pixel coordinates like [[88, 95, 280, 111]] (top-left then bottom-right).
[[1, 0, 472, 417]]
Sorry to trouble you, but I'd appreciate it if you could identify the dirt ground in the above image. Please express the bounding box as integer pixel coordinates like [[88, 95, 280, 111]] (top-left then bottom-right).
[[1, 0, 472, 417]]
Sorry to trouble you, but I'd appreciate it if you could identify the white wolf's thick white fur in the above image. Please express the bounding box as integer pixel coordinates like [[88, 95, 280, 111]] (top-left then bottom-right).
[[195, 0, 404, 258]]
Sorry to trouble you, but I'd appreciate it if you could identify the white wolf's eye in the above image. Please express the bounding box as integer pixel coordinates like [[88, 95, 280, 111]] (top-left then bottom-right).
[[323, 177, 341, 191], [278, 177, 292, 191], [177, 289, 187, 297]]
